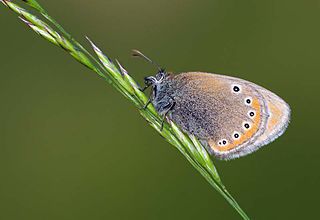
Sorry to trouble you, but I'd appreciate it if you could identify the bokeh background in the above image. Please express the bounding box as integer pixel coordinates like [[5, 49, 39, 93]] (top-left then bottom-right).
[[1, 0, 319, 219]]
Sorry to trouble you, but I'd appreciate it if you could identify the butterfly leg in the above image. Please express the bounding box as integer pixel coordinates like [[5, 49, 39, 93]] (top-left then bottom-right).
[[143, 89, 154, 109], [143, 98, 152, 109], [160, 99, 175, 131]]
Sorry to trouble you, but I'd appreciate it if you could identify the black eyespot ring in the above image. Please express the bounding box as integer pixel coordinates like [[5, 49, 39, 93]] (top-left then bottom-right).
[[234, 133, 240, 139], [244, 123, 250, 129], [218, 139, 228, 146], [244, 97, 252, 106], [233, 86, 240, 93], [249, 111, 255, 117]]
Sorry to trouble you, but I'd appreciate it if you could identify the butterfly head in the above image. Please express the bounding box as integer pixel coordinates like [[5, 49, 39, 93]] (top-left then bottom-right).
[[144, 69, 167, 87]]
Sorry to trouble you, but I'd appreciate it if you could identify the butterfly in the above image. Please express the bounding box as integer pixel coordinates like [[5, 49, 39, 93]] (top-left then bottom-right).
[[134, 50, 290, 160]]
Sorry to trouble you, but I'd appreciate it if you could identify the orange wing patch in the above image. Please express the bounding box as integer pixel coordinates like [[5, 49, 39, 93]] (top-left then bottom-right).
[[267, 102, 283, 131], [208, 98, 262, 152], [254, 95, 290, 145]]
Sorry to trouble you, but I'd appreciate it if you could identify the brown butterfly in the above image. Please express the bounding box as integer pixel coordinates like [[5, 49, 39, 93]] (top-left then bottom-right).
[[134, 50, 290, 160]]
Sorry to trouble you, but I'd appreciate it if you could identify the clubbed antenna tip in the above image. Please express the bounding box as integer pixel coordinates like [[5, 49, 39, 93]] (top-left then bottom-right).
[[131, 49, 162, 72]]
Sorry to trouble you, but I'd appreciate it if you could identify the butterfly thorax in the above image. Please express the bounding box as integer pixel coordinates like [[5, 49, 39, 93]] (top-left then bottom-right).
[[151, 73, 176, 114]]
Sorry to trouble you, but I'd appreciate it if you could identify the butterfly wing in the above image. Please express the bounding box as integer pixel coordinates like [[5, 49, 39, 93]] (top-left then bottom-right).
[[169, 72, 290, 160], [240, 83, 291, 152]]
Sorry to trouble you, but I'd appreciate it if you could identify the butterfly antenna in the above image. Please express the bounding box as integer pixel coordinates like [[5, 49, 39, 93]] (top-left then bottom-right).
[[132, 49, 163, 72]]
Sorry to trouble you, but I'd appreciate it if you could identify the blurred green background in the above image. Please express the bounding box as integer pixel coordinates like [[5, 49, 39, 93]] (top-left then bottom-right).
[[0, 0, 319, 219]]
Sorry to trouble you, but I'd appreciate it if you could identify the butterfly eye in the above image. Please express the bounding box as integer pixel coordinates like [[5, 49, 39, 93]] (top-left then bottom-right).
[[232, 85, 241, 93], [243, 122, 251, 130], [233, 132, 240, 140], [248, 110, 255, 118], [245, 97, 252, 105]]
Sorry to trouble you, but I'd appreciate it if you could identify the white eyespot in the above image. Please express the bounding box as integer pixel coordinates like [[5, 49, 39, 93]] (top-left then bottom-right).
[[242, 121, 251, 130], [218, 139, 228, 146], [245, 97, 252, 106], [248, 110, 256, 118], [232, 84, 242, 94], [233, 132, 241, 140]]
